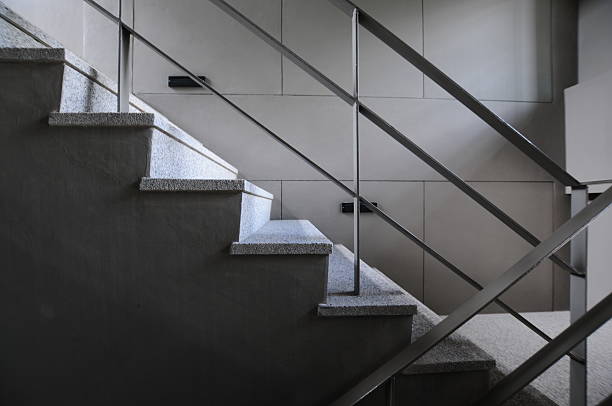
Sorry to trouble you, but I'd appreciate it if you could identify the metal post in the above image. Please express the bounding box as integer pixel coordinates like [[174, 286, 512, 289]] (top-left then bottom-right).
[[570, 186, 588, 406], [352, 8, 360, 296], [117, 0, 131, 112], [386, 376, 396, 406]]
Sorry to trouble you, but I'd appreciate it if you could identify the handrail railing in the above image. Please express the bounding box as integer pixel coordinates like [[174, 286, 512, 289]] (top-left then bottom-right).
[[80, 1, 606, 403], [331, 185, 612, 405], [328, 0, 582, 189], [206, 0, 582, 279], [84, 0, 586, 367], [203, 0, 588, 360]]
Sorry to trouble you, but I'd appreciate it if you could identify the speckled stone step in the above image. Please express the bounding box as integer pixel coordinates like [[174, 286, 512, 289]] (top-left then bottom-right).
[[230, 220, 332, 255], [49, 113, 238, 180], [139, 178, 272, 199], [402, 299, 495, 375], [140, 178, 272, 242], [317, 245, 418, 317]]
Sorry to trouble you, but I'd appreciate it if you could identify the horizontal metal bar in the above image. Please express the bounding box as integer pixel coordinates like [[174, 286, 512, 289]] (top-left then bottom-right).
[[331, 186, 612, 406], [475, 292, 612, 406], [328, 0, 580, 188]]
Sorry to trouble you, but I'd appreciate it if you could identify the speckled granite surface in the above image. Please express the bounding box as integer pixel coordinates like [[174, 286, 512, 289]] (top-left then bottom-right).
[[460, 312, 612, 406], [401, 299, 495, 375], [49, 113, 238, 175], [230, 220, 332, 255], [140, 178, 272, 199], [0, 17, 44, 48], [318, 245, 417, 317], [49, 112, 154, 127], [0, 2, 62, 48]]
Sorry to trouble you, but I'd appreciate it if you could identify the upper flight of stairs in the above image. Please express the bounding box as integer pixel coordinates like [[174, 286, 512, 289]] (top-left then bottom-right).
[[0, 2, 562, 405]]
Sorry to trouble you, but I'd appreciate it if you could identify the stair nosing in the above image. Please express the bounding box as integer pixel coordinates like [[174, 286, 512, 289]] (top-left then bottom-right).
[[230, 220, 332, 256], [140, 178, 273, 200]]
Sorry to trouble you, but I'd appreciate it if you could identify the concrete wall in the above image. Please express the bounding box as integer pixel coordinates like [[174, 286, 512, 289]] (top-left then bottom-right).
[[0, 60, 414, 406], [6, 0, 579, 313]]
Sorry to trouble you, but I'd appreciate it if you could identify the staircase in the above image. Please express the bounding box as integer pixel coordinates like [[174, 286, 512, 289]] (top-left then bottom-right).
[[1, 2, 610, 406]]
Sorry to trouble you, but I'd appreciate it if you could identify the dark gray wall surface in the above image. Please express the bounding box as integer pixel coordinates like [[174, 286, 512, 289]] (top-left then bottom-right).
[[0, 61, 413, 406]]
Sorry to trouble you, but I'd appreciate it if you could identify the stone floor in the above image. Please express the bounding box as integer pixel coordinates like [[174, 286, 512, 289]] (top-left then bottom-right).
[[458, 311, 612, 405]]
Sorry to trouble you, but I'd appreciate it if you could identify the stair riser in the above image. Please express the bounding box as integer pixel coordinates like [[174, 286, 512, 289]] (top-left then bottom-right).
[[148, 129, 237, 180], [238, 192, 272, 241]]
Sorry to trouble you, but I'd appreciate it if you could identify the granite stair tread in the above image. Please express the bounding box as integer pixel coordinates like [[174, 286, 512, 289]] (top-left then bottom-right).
[[230, 220, 332, 255], [139, 178, 273, 200], [317, 245, 418, 317], [401, 295, 496, 375], [49, 112, 238, 175]]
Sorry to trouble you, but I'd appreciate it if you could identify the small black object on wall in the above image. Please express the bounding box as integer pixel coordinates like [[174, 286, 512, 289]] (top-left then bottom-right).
[[341, 202, 378, 213], [168, 76, 207, 88]]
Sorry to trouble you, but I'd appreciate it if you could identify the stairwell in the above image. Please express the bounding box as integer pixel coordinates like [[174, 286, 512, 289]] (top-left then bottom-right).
[[0, 2, 607, 405]]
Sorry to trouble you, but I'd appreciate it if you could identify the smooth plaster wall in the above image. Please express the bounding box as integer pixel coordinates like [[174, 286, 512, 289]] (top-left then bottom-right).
[[2, 0, 84, 56], [570, 0, 612, 309], [6, 0, 579, 313]]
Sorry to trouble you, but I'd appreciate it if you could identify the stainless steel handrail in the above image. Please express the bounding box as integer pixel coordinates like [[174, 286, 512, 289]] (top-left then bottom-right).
[[328, 0, 581, 189], [80, 1, 609, 404], [205, 0, 581, 278], [84, 0, 583, 361], [331, 185, 612, 405], [474, 291, 612, 405], [203, 0, 588, 354]]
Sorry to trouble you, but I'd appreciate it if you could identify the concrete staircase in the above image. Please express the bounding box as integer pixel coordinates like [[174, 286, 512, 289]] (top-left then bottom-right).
[[0, 3, 559, 405]]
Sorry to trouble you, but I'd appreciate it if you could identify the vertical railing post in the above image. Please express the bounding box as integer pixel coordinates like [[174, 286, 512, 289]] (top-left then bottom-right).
[[117, 0, 132, 113], [351, 7, 361, 296], [570, 186, 588, 406]]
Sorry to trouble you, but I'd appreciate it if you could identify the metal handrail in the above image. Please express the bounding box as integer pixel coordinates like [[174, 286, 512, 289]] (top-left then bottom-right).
[[328, 0, 581, 189], [205, 0, 582, 278], [202, 0, 588, 357], [83, 0, 585, 362], [80, 1, 610, 404], [330, 185, 612, 405], [83, 0, 578, 357], [475, 291, 612, 405]]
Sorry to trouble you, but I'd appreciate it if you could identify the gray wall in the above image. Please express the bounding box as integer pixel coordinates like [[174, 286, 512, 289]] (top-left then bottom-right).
[[2, 0, 84, 55], [7, 0, 579, 313], [568, 0, 612, 309]]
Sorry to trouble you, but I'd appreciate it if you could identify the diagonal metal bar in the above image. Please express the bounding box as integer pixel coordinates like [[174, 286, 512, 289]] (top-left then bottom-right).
[[205, 0, 581, 278], [330, 186, 612, 406], [328, 0, 581, 188], [86, 0, 585, 355], [598, 392, 612, 406], [474, 292, 612, 406], [357, 103, 581, 277], [360, 194, 584, 363]]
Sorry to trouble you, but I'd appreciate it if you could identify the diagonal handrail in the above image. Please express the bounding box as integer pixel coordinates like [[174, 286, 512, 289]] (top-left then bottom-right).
[[474, 291, 612, 405], [330, 185, 612, 405], [83, 0, 584, 362], [197, 0, 587, 355], [329, 0, 581, 188], [206, 0, 582, 278], [82, 0, 575, 358]]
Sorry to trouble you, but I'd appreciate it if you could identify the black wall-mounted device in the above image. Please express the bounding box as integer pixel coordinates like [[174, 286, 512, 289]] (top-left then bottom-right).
[[168, 75, 207, 88], [341, 202, 378, 213]]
